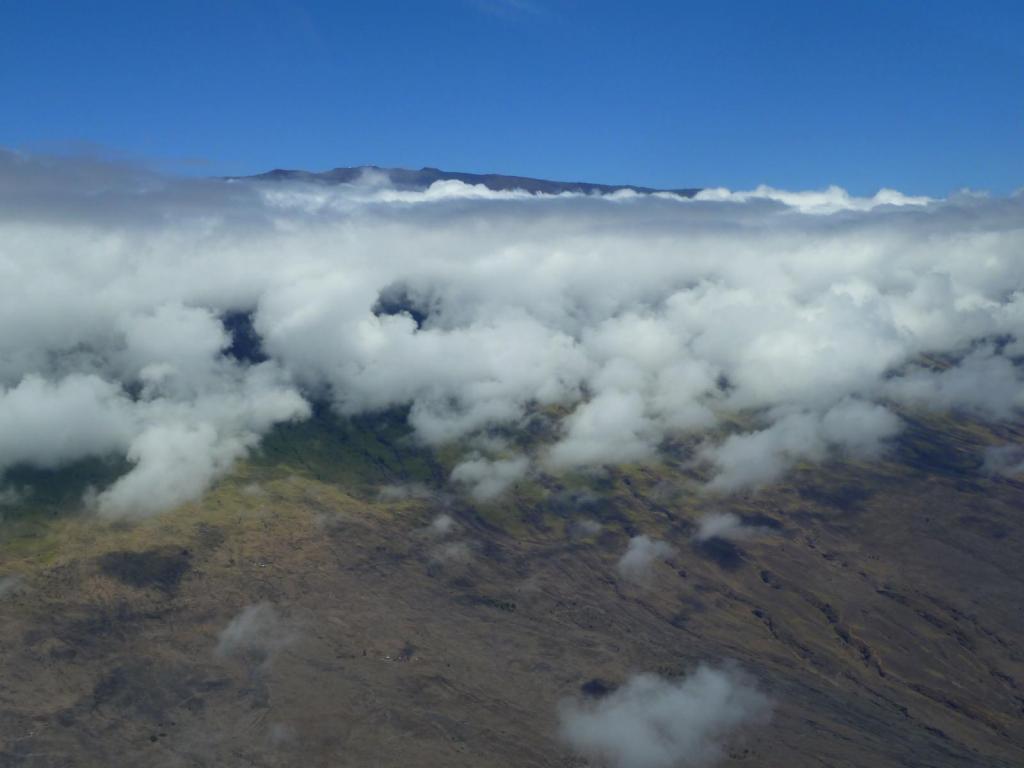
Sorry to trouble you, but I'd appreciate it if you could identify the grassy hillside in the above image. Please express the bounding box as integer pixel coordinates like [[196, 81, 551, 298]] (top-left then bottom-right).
[[1, 407, 1023, 767]]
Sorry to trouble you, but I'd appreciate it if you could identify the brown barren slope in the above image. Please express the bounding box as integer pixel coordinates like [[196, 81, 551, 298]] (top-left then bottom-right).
[[1, 410, 1023, 767]]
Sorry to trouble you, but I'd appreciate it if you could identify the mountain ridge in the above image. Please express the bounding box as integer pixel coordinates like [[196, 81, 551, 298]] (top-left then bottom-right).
[[237, 165, 702, 197]]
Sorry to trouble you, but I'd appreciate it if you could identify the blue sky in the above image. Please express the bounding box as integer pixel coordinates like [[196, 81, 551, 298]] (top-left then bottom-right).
[[1, 0, 1021, 194]]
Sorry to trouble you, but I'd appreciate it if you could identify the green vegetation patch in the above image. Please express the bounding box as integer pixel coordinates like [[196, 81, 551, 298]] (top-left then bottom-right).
[[252, 406, 442, 495]]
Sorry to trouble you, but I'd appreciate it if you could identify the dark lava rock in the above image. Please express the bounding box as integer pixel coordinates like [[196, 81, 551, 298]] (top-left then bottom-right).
[[693, 537, 745, 570], [580, 678, 617, 699]]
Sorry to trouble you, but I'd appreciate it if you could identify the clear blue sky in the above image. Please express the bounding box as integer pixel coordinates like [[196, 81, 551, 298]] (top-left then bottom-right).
[[1, 0, 1021, 194]]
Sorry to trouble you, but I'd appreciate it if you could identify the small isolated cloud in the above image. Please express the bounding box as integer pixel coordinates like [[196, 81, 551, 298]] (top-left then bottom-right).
[[215, 602, 294, 666], [427, 512, 456, 536], [559, 664, 772, 768], [0, 575, 23, 598], [450, 454, 529, 501], [617, 535, 675, 583], [693, 513, 767, 543], [982, 444, 1024, 476], [378, 482, 433, 502], [570, 518, 603, 538], [0, 485, 26, 507], [241, 482, 266, 497], [430, 540, 473, 564], [422, 513, 473, 564]]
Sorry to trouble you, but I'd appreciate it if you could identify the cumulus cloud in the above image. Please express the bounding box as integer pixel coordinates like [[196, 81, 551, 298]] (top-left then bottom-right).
[[3, 150, 1024, 512], [617, 535, 676, 583], [426, 513, 456, 536], [694, 513, 760, 543], [701, 399, 901, 492], [215, 602, 294, 666], [450, 454, 529, 501], [547, 390, 660, 468], [0, 374, 135, 472], [885, 347, 1024, 420], [559, 664, 772, 768], [418, 512, 475, 564], [981, 444, 1024, 476]]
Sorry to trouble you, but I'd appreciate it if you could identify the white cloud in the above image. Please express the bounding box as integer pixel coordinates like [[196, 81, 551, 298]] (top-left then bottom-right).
[[693, 184, 932, 214], [427, 513, 456, 536], [885, 347, 1024, 420], [430, 539, 474, 564], [2, 150, 1024, 512], [548, 391, 659, 469], [694, 513, 754, 542], [215, 602, 294, 665], [702, 400, 900, 493], [97, 422, 250, 517], [617, 535, 675, 583], [450, 454, 529, 501], [559, 665, 772, 768], [95, 364, 309, 518], [982, 444, 1024, 476], [0, 374, 135, 472]]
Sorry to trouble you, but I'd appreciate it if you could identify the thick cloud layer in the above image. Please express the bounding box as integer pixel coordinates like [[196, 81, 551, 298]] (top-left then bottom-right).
[[2, 150, 1024, 514], [559, 665, 771, 768]]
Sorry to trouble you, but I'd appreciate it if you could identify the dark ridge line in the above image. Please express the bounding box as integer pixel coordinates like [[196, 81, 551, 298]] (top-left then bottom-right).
[[230, 164, 701, 197]]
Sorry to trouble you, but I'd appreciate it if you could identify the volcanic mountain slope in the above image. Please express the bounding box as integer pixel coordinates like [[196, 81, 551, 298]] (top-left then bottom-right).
[[238, 165, 702, 196], [1, 406, 1022, 768]]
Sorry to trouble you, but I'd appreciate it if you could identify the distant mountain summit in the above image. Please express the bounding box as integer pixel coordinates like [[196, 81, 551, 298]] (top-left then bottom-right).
[[238, 165, 701, 197]]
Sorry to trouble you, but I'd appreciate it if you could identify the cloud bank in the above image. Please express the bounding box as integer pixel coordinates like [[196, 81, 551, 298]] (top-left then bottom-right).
[[559, 665, 771, 768], [2, 150, 1024, 514]]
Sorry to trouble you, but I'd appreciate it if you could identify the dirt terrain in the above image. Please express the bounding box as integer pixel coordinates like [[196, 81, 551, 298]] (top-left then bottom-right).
[[1, 410, 1023, 767]]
